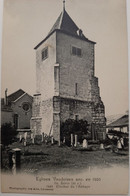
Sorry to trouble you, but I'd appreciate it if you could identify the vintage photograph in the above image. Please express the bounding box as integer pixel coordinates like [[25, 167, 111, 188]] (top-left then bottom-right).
[[1, 0, 129, 194]]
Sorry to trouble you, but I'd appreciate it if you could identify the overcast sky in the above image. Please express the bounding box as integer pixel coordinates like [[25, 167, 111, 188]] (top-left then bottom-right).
[[1, 0, 128, 116]]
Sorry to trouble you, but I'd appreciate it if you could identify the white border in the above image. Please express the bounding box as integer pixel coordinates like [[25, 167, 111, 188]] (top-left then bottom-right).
[[0, 0, 130, 195]]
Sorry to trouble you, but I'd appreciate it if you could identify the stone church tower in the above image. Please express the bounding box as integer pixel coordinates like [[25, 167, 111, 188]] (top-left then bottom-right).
[[31, 4, 106, 142]]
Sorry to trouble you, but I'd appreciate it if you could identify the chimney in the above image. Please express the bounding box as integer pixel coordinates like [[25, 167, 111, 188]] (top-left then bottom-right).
[[4, 88, 8, 105]]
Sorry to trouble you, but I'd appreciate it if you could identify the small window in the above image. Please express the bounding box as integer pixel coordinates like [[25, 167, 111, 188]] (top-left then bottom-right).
[[42, 47, 48, 61], [77, 48, 81, 56], [72, 46, 82, 57]]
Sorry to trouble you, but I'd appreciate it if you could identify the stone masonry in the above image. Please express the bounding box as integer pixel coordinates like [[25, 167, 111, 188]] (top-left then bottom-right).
[[31, 8, 106, 142]]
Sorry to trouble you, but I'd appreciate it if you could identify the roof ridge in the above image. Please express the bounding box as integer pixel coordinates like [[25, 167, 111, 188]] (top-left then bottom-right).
[[59, 10, 64, 29], [7, 89, 25, 97]]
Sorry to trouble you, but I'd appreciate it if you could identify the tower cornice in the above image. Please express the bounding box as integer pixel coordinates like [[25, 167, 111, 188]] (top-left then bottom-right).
[[34, 29, 96, 50]]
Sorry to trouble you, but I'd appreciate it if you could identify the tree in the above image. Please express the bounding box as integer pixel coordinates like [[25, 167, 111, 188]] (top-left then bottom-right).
[[61, 119, 90, 146], [1, 123, 18, 146]]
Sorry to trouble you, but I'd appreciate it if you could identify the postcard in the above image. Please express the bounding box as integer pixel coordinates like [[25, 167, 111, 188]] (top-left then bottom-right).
[[1, 0, 129, 194]]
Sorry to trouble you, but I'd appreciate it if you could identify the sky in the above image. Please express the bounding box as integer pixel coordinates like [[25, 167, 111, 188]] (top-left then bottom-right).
[[1, 0, 129, 116]]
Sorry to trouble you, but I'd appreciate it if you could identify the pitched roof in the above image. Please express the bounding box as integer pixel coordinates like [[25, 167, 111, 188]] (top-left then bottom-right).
[[107, 115, 129, 128], [106, 114, 124, 125], [1, 89, 33, 110], [48, 10, 79, 36], [7, 89, 25, 104], [34, 9, 95, 49]]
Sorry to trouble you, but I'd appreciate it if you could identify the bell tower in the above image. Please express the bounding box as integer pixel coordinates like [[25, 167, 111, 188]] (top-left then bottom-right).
[[31, 2, 106, 142]]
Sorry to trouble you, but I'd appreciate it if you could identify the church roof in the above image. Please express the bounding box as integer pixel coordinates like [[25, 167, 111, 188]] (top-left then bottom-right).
[[7, 89, 25, 103], [48, 10, 79, 36], [34, 9, 95, 49], [1, 89, 33, 111]]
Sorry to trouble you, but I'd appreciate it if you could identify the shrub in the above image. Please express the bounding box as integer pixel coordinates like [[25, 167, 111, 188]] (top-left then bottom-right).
[[60, 119, 89, 146], [1, 123, 18, 146]]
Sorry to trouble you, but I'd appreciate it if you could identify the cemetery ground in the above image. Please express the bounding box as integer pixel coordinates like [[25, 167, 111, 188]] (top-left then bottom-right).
[[1, 142, 129, 174]]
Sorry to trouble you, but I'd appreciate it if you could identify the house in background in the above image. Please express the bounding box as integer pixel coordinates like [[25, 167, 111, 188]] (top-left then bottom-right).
[[107, 114, 129, 133], [1, 89, 33, 133]]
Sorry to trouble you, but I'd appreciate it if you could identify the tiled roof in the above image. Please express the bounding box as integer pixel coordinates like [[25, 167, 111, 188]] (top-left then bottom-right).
[[34, 9, 95, 49], [107, 115, 129, 128]]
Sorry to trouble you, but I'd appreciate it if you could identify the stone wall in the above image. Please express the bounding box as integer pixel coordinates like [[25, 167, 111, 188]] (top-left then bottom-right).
[[90, 76, 101, 102], [56, 31, 94, 101], [31, 94, 53, 136], [32, 32, 57, 137], [32, 30, 106, 141], [41, 98, 53, 136], [91, 101, 106, 140], [30, 117, 42, 135], [35, 32, 56, 100], [53, 96, 60, 141], [53, 96, 106, 141]]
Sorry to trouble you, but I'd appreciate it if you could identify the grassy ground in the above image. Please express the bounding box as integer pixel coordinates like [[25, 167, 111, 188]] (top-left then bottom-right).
[[1, 142, 129, 174]]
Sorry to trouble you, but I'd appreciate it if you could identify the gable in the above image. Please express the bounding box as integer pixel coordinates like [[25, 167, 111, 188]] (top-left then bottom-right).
[[13, 93, 33, 104], [7, 89, 25, 104]]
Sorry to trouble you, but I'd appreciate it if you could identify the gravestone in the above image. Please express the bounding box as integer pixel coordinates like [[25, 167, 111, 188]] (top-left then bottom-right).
[[117, 140, 122, 149], [51, 136, 54, 144], [63, 137, 66, 144], [19, 134, 22, 142], [74, 135, 78, 147], [71, 134, 73, 146], [31, 133, 33, 139], [100, 143, 104, 149], [82, 139, 88, 148], [42, 133, 44, 142], [24, 132, 27, 140]]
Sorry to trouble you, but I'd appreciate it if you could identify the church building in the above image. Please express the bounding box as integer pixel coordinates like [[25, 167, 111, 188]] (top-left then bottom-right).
[[31, 2, 106, 142]]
